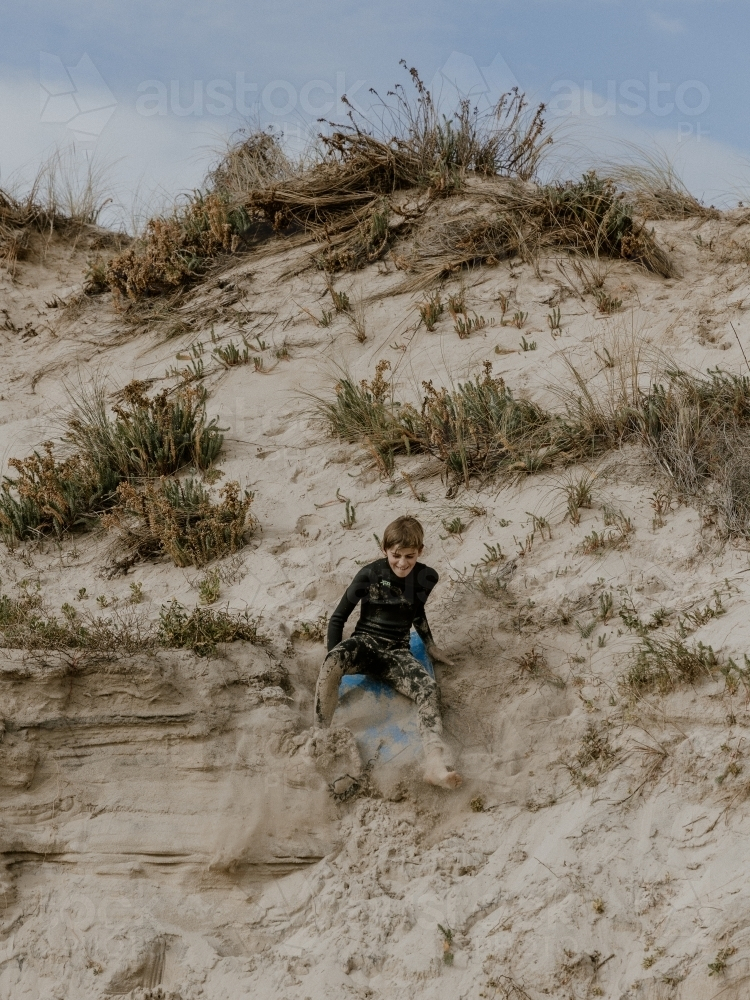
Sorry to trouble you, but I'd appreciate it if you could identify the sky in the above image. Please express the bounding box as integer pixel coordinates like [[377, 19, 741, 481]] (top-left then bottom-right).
[[2, 0, 748, 228]]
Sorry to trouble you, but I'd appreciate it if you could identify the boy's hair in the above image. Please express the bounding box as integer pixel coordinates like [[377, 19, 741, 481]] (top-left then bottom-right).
[[382, 515, 424, 552]]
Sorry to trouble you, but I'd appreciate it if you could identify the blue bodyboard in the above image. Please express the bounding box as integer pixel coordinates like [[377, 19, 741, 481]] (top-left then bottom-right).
[[336, 632, 434, 765]]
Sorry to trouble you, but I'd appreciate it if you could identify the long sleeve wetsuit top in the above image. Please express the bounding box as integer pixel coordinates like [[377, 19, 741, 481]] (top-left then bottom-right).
[[326, 558, 438, 652]]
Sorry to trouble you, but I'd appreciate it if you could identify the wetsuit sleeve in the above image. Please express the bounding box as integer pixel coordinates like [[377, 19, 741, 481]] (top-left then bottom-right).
[[412, 565, 439, 648], [326, 566, 372, 651]]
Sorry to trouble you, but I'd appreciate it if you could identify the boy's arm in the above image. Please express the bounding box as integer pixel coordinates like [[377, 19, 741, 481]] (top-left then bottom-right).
[[412, 602, 436, 649], [326, 566, 370, 651], [413, 567, 454, 666]]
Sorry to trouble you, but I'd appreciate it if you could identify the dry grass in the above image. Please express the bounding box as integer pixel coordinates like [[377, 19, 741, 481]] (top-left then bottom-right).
[[105, 478, 256, 568], [321, 328, 750, 527], [0, 585, 155, 660], [0, 149, 112, 275], [106, 193, 243, 296], [624, 634, 719, 694], [100, 66, 566, 296], [608, 149, 720, 220], [0, 585, 267, 661], [641, 368, 750, 536], [102, 67, 675, 298], [406, 172, 674, 288], [319, 357, 635, 488]]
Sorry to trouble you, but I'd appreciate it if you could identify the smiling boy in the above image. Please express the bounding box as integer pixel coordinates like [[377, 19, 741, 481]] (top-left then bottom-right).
[[314, 515, 461, 789]]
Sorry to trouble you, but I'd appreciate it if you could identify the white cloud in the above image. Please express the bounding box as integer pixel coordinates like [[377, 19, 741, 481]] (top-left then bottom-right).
[[648, 11, 685, 34], [0, 71, 231, 230]]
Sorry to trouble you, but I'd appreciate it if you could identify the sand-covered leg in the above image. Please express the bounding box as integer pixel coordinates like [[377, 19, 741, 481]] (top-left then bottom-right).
[[313, 646, 350, 729], [384, 649, 462, 789], [306, 726, 363, 798]]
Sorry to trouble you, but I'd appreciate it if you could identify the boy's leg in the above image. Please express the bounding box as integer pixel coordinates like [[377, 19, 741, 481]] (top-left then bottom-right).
[[380, 649, 461, 788], [313, 634, 383, 728]]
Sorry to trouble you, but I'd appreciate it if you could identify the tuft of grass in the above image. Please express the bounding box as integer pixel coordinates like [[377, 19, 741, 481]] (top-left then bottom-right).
[[326, 277, 351, 313], [598, 591, 614, 622], [594, 290, 622, 315], [560, 470, 597, 524], [320, 360, 592, 487], [561, 722, 616, 788], [479, 542, 505, 565], [579, 512, 633, 554], [519, 335, 536, 351], [105, 478, 256, 568], [437, 924, 454, 965], [213, 337, 252, 367], [608, 150, 721, 221], [414, 363, 558, 486], [640, 368, 750, 538], [707, 947, 736, 976], [625, 634, 719, 694], [515, 646, 565, 688], [339, 495, 357, 529], [316, 360, 402, 475], [198, 568, 222, 605], [323, 349, 750, 505], [442, 516, 465, 536], [157, 600, 266, 656], [107, 192, 244, 297], [0, 585, 152, 659], [547, 307, 562, 332], [292, 613, 328, 643], [515, 647, 547, 675], [347, 291, 367, 342], [0, 382, 224, 545], [409, 172, 674, 287], [454, 311, 488, 338], [419, 292, 444, 331]]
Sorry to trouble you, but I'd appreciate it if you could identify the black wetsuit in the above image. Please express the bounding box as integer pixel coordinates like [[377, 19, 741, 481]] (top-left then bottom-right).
[[315, 559, 444, 742], [326, 558, 438, 652]]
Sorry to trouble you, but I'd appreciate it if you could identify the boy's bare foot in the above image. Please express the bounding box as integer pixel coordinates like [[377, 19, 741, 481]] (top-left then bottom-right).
[[423, 745, 462, 789]]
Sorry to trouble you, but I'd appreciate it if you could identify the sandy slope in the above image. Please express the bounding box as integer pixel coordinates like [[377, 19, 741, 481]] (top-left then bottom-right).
[[2, 213, 750, 999]]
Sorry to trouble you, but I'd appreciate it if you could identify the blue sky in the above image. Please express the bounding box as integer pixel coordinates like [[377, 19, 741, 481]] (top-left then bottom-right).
[[2, 1, 748, 225]]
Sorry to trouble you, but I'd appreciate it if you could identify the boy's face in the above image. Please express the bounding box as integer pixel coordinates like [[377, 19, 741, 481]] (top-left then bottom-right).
[[384, 545, 422, 578]]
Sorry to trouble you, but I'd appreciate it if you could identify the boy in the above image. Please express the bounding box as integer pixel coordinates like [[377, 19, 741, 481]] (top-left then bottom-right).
[[314, 515, 461, 789]]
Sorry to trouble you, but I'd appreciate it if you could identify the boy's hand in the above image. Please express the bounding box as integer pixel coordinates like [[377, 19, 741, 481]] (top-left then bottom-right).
[[426, 643, 454, 667]]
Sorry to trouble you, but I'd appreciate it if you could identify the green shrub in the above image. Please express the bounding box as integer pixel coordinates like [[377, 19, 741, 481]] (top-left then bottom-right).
[[0, 382, 224, 544], [68, 381, 223, 480], [0, 444, 110, 540], [105, 478, 255, 568], [625, 634, 719, 694], [0, 587, 153, 657], [157, 600, 266, 656]]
